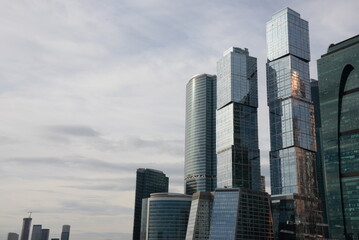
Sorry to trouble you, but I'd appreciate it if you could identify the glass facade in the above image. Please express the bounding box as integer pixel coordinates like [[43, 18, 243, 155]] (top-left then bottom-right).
[[317, 35, 359, 239], [209, 188, 274, 240], [186, 191, 214, 240], [146, 193, 191, 240], [266, 8, 324, 239], [20, 218, 32, 240], [185, 74, 217, 195], [133, 168, 169, 240], [216, 47, 261, 191]]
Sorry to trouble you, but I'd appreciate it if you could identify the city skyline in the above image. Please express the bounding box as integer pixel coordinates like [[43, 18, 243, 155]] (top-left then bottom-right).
[[1, 1, 358, 240]]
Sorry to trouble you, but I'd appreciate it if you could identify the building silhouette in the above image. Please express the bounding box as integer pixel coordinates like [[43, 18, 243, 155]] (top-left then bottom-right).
[[60, 225, 70, 240], [266, 8, 324, 239], [20, 218, 32, 240], [8, 233, 19, 240], [185, 74, 217, 195], [40, 229, 49, 240], [216, 47, 261, 190], [31, 225, 42, 240], [317, 35, 359, 239], [132, 168, 169, 240]]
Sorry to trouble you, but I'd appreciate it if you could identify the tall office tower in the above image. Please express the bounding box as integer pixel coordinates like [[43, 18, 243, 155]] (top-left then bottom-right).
[[20, 217, 32, 240], [317, 35, 359, 240], [143, 193, 191, 240], [216, 47, 261, 190], [40, 229, 49, 240], [60, 225, 70, 240], [266, 8, 324, 239], [132, 168, 169, 240], [31, 225, 42, 240], [186, 191, 214, 240], [209, 188, 274, 239], [8, 233, 19, 240], [310, 79, 327, 225], [185, 74, 217, 195]]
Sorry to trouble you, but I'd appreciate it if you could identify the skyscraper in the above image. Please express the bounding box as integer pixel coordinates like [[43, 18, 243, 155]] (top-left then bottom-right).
[[266, 8, 324, 239], [132, 168, 169, 240], [317, 35, 359, 240], [20, 218, 32, 240], [209, 188, 274, 239], [144, 193, 191, 240], [185, 73, 217, 195], [8, 233, 19, 240], [31, 225, 42, 240], [216, 47, 260, 191], [60, 225, 70, 240]]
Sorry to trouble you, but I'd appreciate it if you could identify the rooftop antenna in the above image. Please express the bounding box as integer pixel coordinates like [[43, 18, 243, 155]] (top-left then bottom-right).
[[28, 211, 32, 218]]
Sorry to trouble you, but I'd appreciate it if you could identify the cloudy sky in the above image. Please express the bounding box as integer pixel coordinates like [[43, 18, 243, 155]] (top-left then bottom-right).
[[0, 0, 358, 239]]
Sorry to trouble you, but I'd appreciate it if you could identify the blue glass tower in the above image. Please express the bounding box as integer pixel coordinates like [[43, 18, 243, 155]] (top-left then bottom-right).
[[317, 35, 359, 239], [216, 47, 261, 191], [185, 74, 217, 195], [266, 8, 324, 239]]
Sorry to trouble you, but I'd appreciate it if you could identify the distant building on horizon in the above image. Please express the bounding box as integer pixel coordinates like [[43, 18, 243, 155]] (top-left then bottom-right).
[[266, 7, 325, 239], [8, 233, 19, 240], [216, 47, 261, 191], [31, 225, 42, 240], [60, 225, 70, 240], [185, 73, 217, 195], [132, 168, 169, 240], [261, 175, 266, 192], [20, 218, 32, 240], [40, 229, 49, 240], [143, 193, 191, 240], [317, 34, 359, 239]]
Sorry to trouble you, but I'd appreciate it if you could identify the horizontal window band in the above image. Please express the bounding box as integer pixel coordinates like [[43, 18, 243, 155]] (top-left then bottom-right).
[[340, 128, 359, 136], [341, 171, 359, 178]]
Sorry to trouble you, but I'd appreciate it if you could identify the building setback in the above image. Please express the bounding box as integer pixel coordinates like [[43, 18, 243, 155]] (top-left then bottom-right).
[[132, 168, 169, 240], [209, 188, 274, 240], [216, 47, 261, 191], [144, 193, 191, 240], [317, 35, 359, 239], [185, 74, 217, 195], [266, 8, 324, 239]]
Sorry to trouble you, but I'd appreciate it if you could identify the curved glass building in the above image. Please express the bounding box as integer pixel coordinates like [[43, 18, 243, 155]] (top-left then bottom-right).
[[145, 193, 192, 240], [185, 74, 217, 195]]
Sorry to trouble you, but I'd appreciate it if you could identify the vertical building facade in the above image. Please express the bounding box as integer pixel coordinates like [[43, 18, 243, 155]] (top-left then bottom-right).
[[216, 47, 261, 191], [60, 225, 70, 240], [40, 229, 49, 240], [185, 74, 217, 195], [317, 35, 359, 239], [209, 188, 274, 240], [31, 225, 42, 240], [8, 233, 19, 240], [186, 191, 214, 240], [132, 168, 169, 240], [145, 193, 191, 240], [20, 218, 32, 240], [266, 8, 324, 239]]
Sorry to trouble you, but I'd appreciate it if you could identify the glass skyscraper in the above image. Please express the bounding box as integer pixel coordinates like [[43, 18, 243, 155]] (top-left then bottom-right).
[[209, 188, 274, 240], [317, 35, 359, 239], [60, 225, 70, 240], [266, 8, 324, 239], [20, 218, 32, 240], [144, 193, 191, 240], [185, 74, 217, 195], [132, 168, 169, 240], [216, 47, 260, 191]]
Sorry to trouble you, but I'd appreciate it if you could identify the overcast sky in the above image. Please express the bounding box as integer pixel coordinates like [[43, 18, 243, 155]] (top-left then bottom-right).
[[0, 0, 358, 239]]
